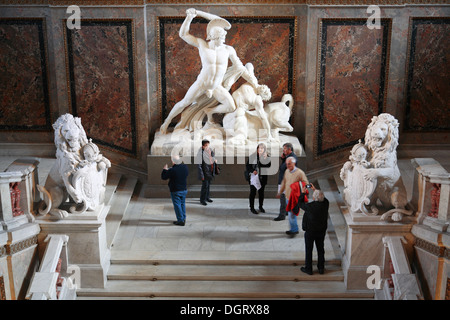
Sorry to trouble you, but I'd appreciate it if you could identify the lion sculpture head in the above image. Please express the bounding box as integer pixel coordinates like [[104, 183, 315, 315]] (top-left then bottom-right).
[[53, 114, 89, 154], [364, 113, 399, 167]]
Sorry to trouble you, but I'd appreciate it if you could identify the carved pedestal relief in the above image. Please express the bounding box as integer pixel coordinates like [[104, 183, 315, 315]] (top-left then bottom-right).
[[428, 183, 441, 218], [0, 275, 5, 300]]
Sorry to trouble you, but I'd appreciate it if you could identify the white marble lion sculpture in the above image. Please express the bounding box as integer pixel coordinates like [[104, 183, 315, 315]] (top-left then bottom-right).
[[340, 113, 412, 222], [37, 114, 110, 219]]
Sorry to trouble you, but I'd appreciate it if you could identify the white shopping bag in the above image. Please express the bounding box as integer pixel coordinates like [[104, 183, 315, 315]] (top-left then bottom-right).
[[250, 173, 261, 190]]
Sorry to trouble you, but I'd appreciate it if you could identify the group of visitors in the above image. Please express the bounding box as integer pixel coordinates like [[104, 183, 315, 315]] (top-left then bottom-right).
[[161, 141, 329, 275]]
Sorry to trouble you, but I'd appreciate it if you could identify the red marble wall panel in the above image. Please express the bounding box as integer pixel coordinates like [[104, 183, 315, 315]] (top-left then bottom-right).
[[316, 19, 390, 156], [0, 19, 51, 130], [405, 18, 450, 132], [66, 20, 137, 156], [159, 17, 295, 124]]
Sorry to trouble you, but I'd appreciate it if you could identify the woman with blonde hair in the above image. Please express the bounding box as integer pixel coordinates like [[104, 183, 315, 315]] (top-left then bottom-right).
[[245, 143, 271, 214]]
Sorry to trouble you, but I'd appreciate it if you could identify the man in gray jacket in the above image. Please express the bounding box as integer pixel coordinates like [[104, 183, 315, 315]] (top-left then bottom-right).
[[274, 143, 297, 221]]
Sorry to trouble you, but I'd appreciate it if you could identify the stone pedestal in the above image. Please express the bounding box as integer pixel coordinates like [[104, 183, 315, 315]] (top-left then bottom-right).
[[409, 158, 449, 300], [4, 158, 40, 223], [341, 206, 416, 291], [151, 130, 304, 158], [36, 205, 111, 289], [0, 158, 41, 299], [148, 134, 305, 198]]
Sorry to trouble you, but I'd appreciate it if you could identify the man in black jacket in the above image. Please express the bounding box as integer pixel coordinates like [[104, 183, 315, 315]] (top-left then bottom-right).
[[196, 139, 217, 206], [161, 154, 189, 226], [293, 183, 329, 275]]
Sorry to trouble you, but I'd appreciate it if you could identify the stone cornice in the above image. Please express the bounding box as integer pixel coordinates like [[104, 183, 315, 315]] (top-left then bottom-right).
[[0, 0, 448, 6]]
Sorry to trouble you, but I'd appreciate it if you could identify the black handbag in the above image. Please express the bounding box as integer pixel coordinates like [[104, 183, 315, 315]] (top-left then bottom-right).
[[215, 163, 221, 175], [244, 169, 250, 182]]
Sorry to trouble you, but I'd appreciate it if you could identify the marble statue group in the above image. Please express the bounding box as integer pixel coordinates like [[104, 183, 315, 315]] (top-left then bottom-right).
[[36, 9, 414, 223], [156, 8, 294, 149]]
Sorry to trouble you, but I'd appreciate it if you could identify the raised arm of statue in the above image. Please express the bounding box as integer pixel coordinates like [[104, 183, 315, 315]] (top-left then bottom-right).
[[194, 9, 224, 22], [179, 8, 200, 47]]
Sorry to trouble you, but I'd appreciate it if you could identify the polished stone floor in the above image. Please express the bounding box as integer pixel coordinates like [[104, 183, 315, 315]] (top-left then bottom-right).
[[112, 195, 341, 263], [0, 155, 341, 264]]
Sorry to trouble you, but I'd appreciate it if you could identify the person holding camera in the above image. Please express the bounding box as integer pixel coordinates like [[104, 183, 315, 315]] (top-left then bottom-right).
[[246, 143, 271, 214], [161, 154, 189, 226], [293, 183, 329, 275]]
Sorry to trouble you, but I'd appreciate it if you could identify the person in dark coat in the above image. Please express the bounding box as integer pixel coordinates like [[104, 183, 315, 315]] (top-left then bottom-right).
[[274, 143, 298, 221], [293, 183, 329, 275], [245, 143, 271, 214], [161, 154, 189, 226], [196, 139, 217, 206]]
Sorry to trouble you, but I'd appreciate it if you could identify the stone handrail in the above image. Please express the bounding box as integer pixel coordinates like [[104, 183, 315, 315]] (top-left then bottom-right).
[[26, 234, 77, 300], [375, 236, 423, 300]]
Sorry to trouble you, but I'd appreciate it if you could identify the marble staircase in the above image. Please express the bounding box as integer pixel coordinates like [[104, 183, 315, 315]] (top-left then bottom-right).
[[76, 250, 372, 299], [104, 173, 139, 249], [76, 174, 373, 300]]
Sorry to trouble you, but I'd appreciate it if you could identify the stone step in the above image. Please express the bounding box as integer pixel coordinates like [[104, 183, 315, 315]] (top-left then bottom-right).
[[110, 250, 342, 266], [107, 264, 344, 282], [105, 176, 138, 248], [76, 279, 373, 299], [332, 174, 346, 198], [317, 177, 347, 257], [104, 173, 122, 206], [77, 296, 372, 300]]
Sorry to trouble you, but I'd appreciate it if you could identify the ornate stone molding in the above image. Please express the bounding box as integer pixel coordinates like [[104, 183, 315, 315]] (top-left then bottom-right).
[[5, 235, 38, 255], [444, 246, 450, 260], [415, 238, 446, 257], [0, 245, 6, 258], [0, 0, 145, 4]]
